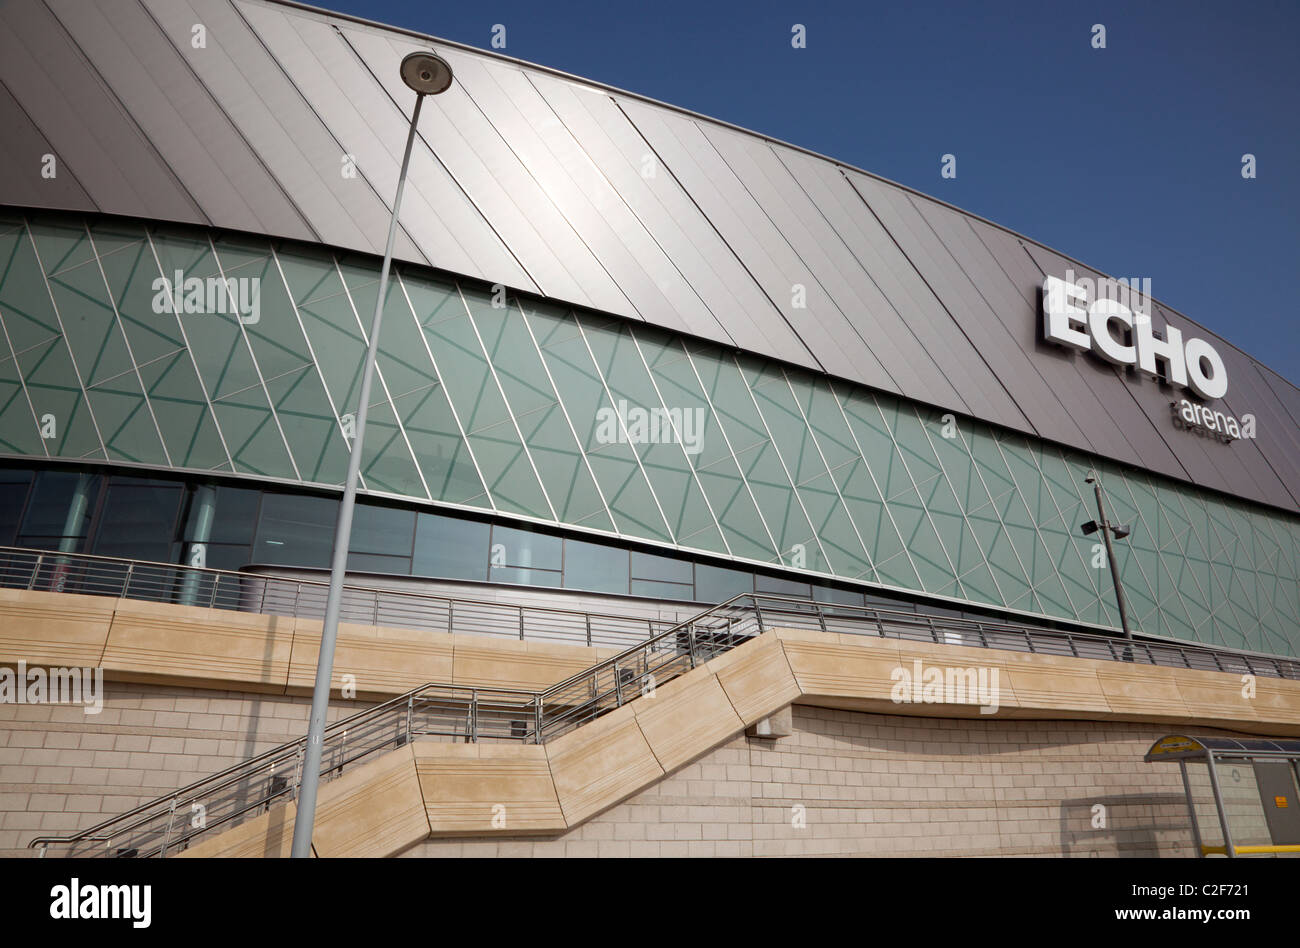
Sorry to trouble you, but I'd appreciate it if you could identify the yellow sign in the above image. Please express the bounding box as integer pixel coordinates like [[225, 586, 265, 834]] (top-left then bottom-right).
[[1276, 796, 1289, 809], [1149, 736, 1203, 756]]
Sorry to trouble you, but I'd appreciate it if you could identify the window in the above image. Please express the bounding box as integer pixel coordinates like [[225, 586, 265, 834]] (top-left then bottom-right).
[[253, 492, 337, 568], [813, 585, 864, 606], [630, 550, 693, 584], [490, 524, 561, 569], [348, 503, 415, 574], [0, 469, 32, 546], [412, 512, 488, 581], [92, 482, 183, 563], [756, 573, 811, 599], [563, 538, 628, 594], [695, 563, 752, 603], [630, 579, 694, 600], [18, 471, 99, 551]]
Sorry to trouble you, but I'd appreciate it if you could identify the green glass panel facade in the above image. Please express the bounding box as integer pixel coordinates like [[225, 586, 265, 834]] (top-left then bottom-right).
[[0, 210, 1296, 657]]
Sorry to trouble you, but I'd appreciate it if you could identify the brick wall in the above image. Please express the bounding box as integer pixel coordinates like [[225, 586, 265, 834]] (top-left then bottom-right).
[[1, 683, 1273, 857], [0, 681, 366, 857], [401, 706, 1227, 857]]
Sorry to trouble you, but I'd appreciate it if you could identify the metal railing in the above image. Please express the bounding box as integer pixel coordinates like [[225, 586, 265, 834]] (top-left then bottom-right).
[[0, 545, 678, 649], [26, 682, 539, 858], [27, 590, 1300, 857]]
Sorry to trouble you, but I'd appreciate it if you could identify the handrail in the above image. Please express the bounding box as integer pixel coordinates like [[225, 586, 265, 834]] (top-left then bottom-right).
[[27, 681, 538, 857], [0, 545, 679, 650], [22, 557, 1300, 857]]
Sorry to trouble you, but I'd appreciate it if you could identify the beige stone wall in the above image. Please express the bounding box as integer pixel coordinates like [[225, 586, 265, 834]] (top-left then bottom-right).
[[0, 678, 1274, 858], [0, 680, 366, 857], [398, 706, 1224, 857], [6, 604, 1296, 858]]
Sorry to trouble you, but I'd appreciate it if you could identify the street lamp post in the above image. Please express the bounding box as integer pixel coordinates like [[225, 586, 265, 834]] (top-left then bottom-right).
[[1080, 472, 1133, 640], [290, 51, 453, 859]]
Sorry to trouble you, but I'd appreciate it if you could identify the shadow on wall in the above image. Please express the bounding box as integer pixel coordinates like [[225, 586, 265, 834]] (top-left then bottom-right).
[[1058, 794, 1191, 857]]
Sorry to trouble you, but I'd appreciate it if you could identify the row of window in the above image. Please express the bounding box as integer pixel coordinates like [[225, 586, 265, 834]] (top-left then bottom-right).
[[0, 465, 939, 612]]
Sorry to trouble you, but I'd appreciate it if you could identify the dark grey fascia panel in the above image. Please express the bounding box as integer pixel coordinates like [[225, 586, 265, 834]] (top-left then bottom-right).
[[0, 0, 205, 226], [0, 79, 98, 213], [770, 147, 967, 411], [615, 97, 821, 372], [1257, 363, 1300, 431], [1020, 241, 1197, 484], [1028, 241, 1285, 509], [241, 4, 534, 291], [1149, 302, 1300, 509], [1152, 302, 1300, 509], [957, 217, 1154, 472], [693, 123, 895, 390], [47, 0, 315, 244], [904, 197, 1095, 449], [865, 184, 1043, 437], [845, 171, 1035, 427], [526, 73, 740, 349]]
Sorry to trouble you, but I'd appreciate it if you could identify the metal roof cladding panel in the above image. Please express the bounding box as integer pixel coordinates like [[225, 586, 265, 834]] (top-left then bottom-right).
[[240, 2, 535, 289], [0, 0, 205, 225]]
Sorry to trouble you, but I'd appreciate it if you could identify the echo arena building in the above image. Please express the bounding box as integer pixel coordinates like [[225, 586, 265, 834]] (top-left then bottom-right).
[[1, 0, 1298, 860]]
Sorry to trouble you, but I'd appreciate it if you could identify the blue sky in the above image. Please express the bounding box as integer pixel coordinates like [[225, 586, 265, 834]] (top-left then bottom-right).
[[319, 0, 1300, 385]]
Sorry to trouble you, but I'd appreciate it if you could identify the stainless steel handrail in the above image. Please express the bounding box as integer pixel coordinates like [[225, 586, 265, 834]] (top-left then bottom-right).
[[0, 545, 678, 650]]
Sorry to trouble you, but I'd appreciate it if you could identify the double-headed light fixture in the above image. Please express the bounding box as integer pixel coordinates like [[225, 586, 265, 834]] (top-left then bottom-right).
[[290, 50, 454, 859]]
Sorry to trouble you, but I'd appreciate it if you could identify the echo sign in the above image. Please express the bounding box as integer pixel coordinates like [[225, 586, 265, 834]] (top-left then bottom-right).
[[1042, 274, 1228, 400]]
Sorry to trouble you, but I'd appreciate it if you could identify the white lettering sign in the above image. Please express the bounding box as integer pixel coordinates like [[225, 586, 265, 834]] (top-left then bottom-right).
[[1042, 273, 1227, 400]]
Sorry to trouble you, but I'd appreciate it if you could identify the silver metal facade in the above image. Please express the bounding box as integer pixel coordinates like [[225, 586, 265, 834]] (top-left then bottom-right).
[[0, 0, 1296, 516]]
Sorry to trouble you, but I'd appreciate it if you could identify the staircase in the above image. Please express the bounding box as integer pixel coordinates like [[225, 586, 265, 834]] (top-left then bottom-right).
[[29, 593, 1300, 857]]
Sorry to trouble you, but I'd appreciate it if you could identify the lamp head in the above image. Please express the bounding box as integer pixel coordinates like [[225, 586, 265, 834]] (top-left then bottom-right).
[[1112, 524, 1132, 540], [401, 52, 453, 95], [1080, 520, 1100, 536]]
